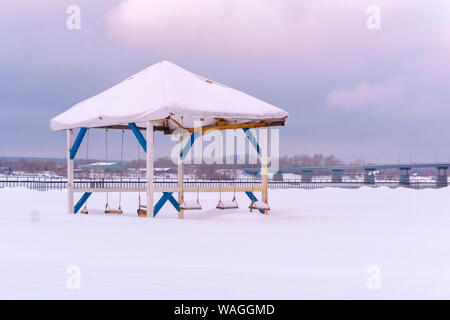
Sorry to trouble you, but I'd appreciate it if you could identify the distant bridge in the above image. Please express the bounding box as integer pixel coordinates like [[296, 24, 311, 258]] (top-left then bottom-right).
[[244, 163, 450, 186]]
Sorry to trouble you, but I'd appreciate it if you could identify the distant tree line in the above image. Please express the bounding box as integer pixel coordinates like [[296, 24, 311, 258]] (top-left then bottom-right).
[[0, 159, 66, 175], [278, 154, 344, 167]]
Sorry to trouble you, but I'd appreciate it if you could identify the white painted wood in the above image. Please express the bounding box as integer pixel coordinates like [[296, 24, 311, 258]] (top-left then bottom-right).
[[178, 132, 184, 219], [73, 186, 265, 193], [261, 127, 269, 214], [67, 129, 74, 214], [146, 121, 154, 217]]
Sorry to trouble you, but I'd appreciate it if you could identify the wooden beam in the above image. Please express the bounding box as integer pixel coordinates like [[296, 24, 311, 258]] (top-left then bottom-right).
[[214, 117, 228, 126], [261, 127, 269, 215], [197, 122, 271, 133], [66, 118, 286, 133], [169, 117, 184, 129], [168, 116, 285, 133], [73, 186, 265, 193]]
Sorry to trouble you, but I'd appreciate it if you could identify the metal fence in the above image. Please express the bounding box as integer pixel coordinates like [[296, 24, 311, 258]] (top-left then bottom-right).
[[0, 177, 444, 191]]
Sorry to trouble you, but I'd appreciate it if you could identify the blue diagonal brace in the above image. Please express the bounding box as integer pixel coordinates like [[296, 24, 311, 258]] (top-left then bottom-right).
[[70, 128, 88, 160], [243, 128, 261, 155], [74, 192, 92, 214], [153, 192, 172, 216], [153, 192, 180, 217], [128, 123, 147, 152], [167, 194, 180, 212], [180, 131, 200, 160], [245, 191, 265, 214]]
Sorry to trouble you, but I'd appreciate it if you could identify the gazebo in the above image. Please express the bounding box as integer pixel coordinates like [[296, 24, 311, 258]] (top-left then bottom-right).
[[50, 60, 288, 218]]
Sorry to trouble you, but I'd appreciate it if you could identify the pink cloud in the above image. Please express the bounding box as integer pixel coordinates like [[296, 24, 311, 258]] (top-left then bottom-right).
[[104, 0, 450, 116], [326, 79, 404, 109], [105, 0, 367, 60], [105, 1, 450, 74]]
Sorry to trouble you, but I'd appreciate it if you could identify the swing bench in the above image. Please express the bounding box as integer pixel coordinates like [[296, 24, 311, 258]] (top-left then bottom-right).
[[216, 197, 239, 210], [137, 204, 147, 217], [179, 168, 202, 210], [179, 199, 202, 210], [216, 126, 239, 210], [249, 200, 270, 211], [105, 204, 123, 214], [104, 128, 123, 214]]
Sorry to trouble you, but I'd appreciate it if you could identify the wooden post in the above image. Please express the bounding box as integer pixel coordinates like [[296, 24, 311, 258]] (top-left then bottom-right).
[[178, 131, 184, 219], [261, 127, 269, 215], [146, 121, 154, 217], [67, 129, 74, 214]]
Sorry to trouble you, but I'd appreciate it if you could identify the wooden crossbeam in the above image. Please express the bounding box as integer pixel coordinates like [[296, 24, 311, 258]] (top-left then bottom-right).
[[168, 116, 285, 133], [73, 186, 265, 193]]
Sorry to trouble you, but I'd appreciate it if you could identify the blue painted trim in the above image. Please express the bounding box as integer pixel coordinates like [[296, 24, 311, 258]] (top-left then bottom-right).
[[74, 192, 92, 214], [153, 192, 180, 217], [153, 192, 172, 216], [245, 191, 257, 202], [70, 128, 88, 160], [128, 123, 147, 153], [242, 128, 261, 155], [180, 131, 200, 160], [167, 194, 180, 212], [245, 191, 264, 214]]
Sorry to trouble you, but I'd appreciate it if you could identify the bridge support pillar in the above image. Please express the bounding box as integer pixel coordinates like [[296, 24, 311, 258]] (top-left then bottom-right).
[[331, 169, 343, 183], [436, 166, 448, 187], [302, 170, 313, 183], [273, 171, 283, 181], [364, 169, 376, 185], [399, 167, 411, 186]]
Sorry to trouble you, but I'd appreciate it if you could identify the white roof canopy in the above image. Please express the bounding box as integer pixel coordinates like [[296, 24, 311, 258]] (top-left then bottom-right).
[[50, 61, 288, 132]]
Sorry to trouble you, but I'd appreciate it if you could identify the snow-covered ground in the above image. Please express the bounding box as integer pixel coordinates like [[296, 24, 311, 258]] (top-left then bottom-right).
[[0, 186, 449, 299]]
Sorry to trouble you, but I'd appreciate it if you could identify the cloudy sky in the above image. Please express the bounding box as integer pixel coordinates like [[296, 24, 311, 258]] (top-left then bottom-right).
[[1, 0, 450, 162]]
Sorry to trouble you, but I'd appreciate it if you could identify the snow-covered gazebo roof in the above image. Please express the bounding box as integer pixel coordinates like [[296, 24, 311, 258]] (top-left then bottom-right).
[[50, 61, 288, 133]]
